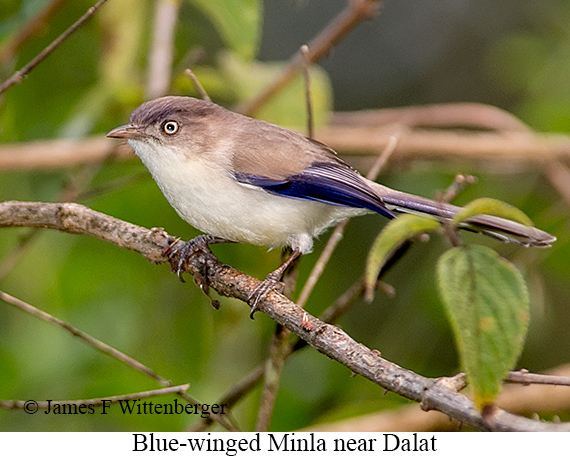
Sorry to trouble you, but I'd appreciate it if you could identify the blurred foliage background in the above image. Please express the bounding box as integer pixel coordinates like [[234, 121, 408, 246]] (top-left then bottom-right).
[[0, 0, 569, 431]]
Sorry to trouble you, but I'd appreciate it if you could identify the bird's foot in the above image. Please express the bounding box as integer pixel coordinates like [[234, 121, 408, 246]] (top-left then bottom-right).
[[248, 270, 286, 319], [163, 235, 230, 309], [247, 248, 302, 319], [163, 234, 227, 281]]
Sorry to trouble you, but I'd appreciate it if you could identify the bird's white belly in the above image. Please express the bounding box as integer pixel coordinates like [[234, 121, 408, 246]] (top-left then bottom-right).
[[131, 140, 363, 253]]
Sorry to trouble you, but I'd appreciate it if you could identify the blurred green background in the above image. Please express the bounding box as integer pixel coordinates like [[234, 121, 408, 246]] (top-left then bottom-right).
[[0, 0, 568, 431]]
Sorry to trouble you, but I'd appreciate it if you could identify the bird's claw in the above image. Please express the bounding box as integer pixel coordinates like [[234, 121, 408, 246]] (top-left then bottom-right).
[[163, 235, 224, 282], [248, 273, 285, 319], [163, 235, 228, 309]]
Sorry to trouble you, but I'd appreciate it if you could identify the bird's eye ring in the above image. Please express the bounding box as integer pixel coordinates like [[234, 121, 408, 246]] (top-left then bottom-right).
[[162, 120, 179, 135]]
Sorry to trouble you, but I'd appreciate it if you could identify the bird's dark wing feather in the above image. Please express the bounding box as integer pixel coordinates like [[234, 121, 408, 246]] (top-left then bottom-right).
[[234, 162, 395, 220]]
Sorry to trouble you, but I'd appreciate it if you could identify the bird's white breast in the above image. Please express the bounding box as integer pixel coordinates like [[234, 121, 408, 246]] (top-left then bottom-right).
[[129, 139, 364, 253]]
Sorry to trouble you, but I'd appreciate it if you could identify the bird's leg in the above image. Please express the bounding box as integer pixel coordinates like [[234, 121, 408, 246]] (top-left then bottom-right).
[[163, 235, 233, 308], [248, 248, 302, 319]]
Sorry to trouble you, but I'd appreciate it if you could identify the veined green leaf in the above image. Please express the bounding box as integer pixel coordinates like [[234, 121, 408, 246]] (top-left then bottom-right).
[[437, 245, 530, 409], [365, 214, 440, 301], [453, 197, 534, 227]]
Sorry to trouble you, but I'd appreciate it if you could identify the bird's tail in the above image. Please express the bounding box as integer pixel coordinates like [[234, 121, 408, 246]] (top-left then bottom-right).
[[368, 182, 556, 248]]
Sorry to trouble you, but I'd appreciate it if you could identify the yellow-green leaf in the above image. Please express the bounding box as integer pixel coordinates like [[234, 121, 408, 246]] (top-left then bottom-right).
[[436, 245, 530, 409], [365, 214, 440, 301], [453, 197, 534, 227], [190, 0, 262, 60]]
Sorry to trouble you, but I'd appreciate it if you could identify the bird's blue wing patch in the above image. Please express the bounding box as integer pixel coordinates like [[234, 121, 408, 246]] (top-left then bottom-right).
[[235, 162, 395, 220]]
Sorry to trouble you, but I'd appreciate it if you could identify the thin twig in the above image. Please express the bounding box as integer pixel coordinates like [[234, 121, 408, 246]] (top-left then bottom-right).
[[0, 0, 71, 65], [0, 229, 37, 280], [437, 174, 478, 247], [301, 45, 314, 139], [297, 220, 348, 309], [507, 369, 570, 387], [255, 327, 290, 432], [545, 161, 570, 208], [296, 131, 401, 307], [187, 365, 265, 432], [185, 68, 211, 102], [440, 174, 478, 203], [76, 172, 149, 201], [255, 249, 299, 431], [0, 384, 191, 410], [0, 0, 109, 95], [0, 288, 234, 431], [0, 289, 168, 384], [318, 278, 366, 323], [175, 46, 206, 77], [237, 0, 383, 116], [146, 0, 180, 99], [305, 363, 570, 432]]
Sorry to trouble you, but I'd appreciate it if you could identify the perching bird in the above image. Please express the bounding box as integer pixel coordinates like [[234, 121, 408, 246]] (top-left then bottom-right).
[[107, 96, 555, 313]]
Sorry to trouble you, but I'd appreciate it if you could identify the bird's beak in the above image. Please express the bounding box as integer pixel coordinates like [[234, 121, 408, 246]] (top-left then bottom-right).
[[106, 124, 145, 140]]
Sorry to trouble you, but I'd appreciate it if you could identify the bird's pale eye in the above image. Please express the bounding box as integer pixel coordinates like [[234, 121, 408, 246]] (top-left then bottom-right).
[[162, 120, 179, 135]]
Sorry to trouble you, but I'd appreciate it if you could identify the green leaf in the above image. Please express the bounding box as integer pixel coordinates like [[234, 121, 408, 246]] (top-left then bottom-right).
[[453, 197, 534, 227], [365, 214, 440, 301], [436, 245, 530, 408], [190, 0, 262, 60]]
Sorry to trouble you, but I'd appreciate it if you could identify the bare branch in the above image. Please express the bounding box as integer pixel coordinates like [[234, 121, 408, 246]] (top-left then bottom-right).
[[237, 0, 384, 116], [185, 68, 211, 102], [0, 384, 190, 410], [0, 286, 235, 431], [255, 327, 290, 432], [318, 278, 366, 323], [316, 126, 570, 165], [2, 120, 569, 172], [545, 161, 570, 208], [255, 249, 299, 431], [0, 289, 167, 384], [0, 0, 109, 95], [331, 103, 532, 132], [187, 365, 265, 432], [301, 45, 314, 139], [439, 174, 478, 204], [0, 136, 129, 171], [0, 201, 169, 263], [306, 365, 570, 433], [507, 369, 570, 387], [1, 200, 567, 431], [146, 0, 180, 99], [0, 0, 71, 65]]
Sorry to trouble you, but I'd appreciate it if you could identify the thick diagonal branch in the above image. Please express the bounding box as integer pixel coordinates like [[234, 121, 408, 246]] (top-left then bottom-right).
[[1, 200, 567, 432]]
